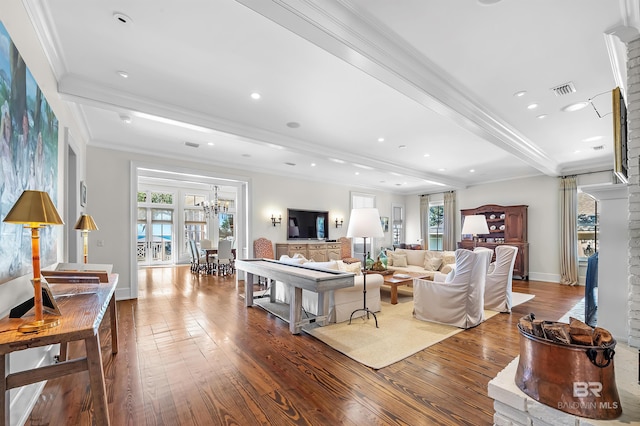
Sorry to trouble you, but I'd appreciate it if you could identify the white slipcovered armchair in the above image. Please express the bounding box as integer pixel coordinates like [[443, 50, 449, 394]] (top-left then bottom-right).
[[413, 248, 492, 329], [484, 245, 518, 312]]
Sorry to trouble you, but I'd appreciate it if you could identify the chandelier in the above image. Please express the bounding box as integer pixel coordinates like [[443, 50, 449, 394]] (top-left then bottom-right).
[[201, 185, 228, 217]]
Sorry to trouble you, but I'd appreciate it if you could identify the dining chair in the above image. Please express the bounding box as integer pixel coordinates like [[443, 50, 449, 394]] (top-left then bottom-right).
[[189, 240, 208, 274], [213, 239, 234, 276]]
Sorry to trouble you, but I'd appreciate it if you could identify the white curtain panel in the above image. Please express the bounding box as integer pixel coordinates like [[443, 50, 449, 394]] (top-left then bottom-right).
[[559, 176, 578, 285], [419, 195, 430, 249], [443, 191, 456, 251]]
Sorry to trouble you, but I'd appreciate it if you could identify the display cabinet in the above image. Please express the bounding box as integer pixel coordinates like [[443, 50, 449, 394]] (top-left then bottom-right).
[[458, 204, 529, 279]]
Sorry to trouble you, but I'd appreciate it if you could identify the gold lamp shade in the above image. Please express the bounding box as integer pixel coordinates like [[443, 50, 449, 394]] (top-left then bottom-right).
[[74, 214, 98, 231], [4, 190, 64, 226], [74, 214, 98, 264], [2, 190, 64, 332]]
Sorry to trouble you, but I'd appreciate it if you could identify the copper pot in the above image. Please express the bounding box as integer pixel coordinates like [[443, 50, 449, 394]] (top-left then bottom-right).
[[515, 324, 622, 419]]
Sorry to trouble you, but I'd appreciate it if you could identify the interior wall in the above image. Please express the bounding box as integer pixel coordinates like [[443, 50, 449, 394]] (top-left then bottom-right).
[[87, 146, 405, 299]]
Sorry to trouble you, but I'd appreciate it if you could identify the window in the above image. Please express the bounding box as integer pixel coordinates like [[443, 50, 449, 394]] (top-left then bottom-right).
[[428, 202, 444, 251], [184, 193, 207, 249], [577, 191, 599, 259], [392, 204, 404, 246]]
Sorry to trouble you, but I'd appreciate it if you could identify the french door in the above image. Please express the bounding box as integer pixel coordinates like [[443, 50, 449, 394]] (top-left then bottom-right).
[[137, 207, 174, 266]]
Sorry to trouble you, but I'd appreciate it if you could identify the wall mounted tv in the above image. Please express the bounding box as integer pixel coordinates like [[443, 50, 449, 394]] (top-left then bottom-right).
[[287, 209, 329, 240]]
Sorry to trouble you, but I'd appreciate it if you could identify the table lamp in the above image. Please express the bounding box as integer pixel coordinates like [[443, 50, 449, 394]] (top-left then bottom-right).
[[74, 214, 98, 263], [3, 190, 64, 332], [346, 207, 384, 327], [461, 215, 489, 248]]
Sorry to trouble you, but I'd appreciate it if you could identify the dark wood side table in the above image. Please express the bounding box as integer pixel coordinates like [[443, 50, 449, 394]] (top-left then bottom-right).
[[0, 274, 119, 426]]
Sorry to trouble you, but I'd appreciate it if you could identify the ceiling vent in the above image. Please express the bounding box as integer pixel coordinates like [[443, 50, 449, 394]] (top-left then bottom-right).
[[592, 145, 604, 151], [184, 141, 199, 148], [284, 162, 296, 166], [551, 82, 576, 97]]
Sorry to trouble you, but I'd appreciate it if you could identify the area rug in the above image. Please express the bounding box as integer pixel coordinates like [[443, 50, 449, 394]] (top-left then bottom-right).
[[512, 291, 535, 307], [304, 301, 500, 369]]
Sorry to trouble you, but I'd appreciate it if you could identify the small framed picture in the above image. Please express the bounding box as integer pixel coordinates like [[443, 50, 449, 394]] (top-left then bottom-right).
[[80, 181, 87, 207], [380, 216, 389, 232]]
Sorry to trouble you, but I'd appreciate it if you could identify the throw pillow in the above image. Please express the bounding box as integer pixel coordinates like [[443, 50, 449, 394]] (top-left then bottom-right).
[[337, 260, 362, 275], [424, 257, 443, 271], [423, 251, 443, 271], [440, 264, 453, 274], [306, 260, 339, 270], [279, 255, 306, 265], [442, 251, 456, 267], [392, 253, 408, 267], [386, 250, 394, 266]]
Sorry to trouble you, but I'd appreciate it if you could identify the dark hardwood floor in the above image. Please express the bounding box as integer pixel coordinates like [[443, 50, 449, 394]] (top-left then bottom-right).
[[26, 266, 584, 425]]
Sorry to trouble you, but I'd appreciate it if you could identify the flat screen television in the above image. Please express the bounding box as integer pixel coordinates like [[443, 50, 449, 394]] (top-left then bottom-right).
[[287, 208, 329, 240]]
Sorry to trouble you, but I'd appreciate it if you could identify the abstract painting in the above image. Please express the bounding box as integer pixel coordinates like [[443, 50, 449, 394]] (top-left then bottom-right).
[[0, 21, 59, 284]]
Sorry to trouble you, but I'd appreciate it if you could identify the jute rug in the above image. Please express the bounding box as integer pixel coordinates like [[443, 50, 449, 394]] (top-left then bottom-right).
[[304, 292, 535, 370], [303, 301, 498, 369], [254, 291, 535, 370]]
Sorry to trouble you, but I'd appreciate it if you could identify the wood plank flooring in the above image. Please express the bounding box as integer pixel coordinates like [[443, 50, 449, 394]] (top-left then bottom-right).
[[26, 266, 584, 425]]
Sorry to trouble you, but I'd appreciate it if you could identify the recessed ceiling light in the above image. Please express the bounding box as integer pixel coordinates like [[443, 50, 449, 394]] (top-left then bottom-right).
[[536, 114, 548, 119], [478, 0, 502, 4], [286, 122, 300, 128], [527, 103, 539, 110], [117, 70, 129, 78], [113, 12, 132, 24], [355, 172, 360, 175], [574, 150, 581, 154], [583, 136, 603, 142], [378, 137, 385, 142], [267, 143, 283, 150], [438, 168, 446, 171], [513, 90, 527, 97], [207, 142, 214, 146], [470, 169, 475, 173], [310, 163, 316, 167], [562, 102, 589, 112], [423, 153, 430, 157], [250, 92, 261, 100]]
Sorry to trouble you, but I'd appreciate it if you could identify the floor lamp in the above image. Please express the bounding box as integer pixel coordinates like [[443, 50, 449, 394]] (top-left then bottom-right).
[[461, 215, 489, 248], [346, 207, 384, 327], [3, 190, 64, 333], [74, 214, 98, 263]]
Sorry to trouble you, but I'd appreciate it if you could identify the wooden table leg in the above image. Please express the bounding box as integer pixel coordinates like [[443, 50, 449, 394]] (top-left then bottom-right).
[[1, 353, 7, 426], [390, 284, 399, 305], [289, 286, 302, 334], [58, 341, 68, 361], [84, 334, 110, 426], [245, 272, 254, 307], [109, 297, 118, 355]]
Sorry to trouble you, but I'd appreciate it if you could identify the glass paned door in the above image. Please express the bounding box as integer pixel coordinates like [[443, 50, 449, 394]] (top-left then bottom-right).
[[137, 207, 174, 265]]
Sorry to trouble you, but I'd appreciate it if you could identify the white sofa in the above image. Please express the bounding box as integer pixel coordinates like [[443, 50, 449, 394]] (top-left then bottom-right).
[[275, 256, 383, 323], [384, 248, 457, 295]]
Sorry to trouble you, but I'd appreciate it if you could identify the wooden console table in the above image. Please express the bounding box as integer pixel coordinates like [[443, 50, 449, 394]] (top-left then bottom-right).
[[0, 274, 119, 426], [236, 259, 354, 334]]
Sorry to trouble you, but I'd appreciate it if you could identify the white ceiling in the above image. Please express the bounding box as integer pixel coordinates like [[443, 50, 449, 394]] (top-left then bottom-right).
[[20, 0, 640, 193]]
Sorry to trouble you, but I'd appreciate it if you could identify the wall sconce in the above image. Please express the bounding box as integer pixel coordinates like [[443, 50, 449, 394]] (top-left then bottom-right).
[[271, 214, 282, 226], [335, 218, 343, 228]]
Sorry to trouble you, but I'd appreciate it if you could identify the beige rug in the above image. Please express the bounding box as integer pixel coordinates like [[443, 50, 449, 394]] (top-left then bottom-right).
[[304, 292, 535, 370], [304, 302, 499, 369]]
